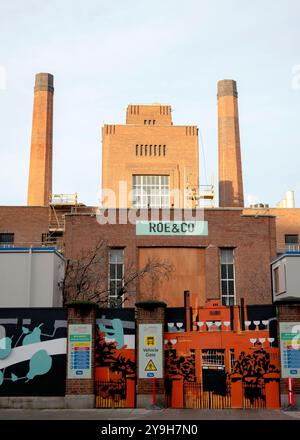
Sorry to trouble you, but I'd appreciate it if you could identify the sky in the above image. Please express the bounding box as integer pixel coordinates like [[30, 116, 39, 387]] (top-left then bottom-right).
[[0, 0, 300, 207]]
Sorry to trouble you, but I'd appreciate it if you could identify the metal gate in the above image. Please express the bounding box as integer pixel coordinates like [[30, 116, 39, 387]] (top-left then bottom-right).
[[242, 380, 266, 409], [95, 380, 135, 408], [184, 381, 232, 409]]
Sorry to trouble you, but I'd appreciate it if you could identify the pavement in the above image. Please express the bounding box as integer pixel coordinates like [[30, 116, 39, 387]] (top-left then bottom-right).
[[0, 408, 300, 420]]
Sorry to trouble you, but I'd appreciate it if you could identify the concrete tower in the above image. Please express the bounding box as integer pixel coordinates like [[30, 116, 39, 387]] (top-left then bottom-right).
[[27, 73, 54, 206], [218, 79, 244, 207]]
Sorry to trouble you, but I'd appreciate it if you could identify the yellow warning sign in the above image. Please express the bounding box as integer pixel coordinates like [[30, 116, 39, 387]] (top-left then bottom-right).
[[145, 336, 156, 346], [145, 359, 157, 371]]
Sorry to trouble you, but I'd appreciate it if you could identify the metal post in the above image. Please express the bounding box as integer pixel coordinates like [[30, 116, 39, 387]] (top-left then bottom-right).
[[152, 377, 156, 406], [288, 378, 295, 408]]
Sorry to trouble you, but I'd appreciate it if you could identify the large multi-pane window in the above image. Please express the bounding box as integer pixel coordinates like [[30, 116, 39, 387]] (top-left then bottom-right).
[[132, 175, 170, 208], [0, 233, 14, 248], [108, 249, 124, 308], [220, 248, 235, 306]]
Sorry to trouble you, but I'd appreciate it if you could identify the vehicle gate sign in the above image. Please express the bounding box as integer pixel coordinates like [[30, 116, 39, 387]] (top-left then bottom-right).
[[138, 324, 163, 379]]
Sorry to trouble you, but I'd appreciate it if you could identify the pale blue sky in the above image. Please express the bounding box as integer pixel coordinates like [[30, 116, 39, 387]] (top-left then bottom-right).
[[0, 0, 300, 207]]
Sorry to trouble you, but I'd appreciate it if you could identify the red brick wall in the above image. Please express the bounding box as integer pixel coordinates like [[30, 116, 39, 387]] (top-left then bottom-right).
[[64, 208, 276, 307], [244, 208, 300, 253], [102, 105, 199, 209], [0, 206, 49, 246]]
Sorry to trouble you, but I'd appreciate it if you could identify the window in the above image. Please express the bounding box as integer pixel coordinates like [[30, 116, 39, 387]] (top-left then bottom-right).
[[108, 249, 124, 308], [274, 267, 280, 294], [220, 248, 235, 306], [285, 234, 299, 252], [202, 349, 225, 367], [132, 175, 170, 208], [0, 233, 14, 248]]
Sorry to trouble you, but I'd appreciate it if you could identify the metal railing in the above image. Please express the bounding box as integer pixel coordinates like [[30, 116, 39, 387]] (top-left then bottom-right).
[[183, 380, 231, 409], [242, 380, 266, 409], [277, 243, 300, 253], [0, 242, 63, 251], [95, 380, 127, 408], [50, 193, 78, 205]]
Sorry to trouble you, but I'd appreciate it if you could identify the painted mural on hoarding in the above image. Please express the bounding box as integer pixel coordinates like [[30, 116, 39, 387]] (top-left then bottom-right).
[[95, 308, 136, 408], [165, 300, 280, 409], [0, 308, 67, 396]]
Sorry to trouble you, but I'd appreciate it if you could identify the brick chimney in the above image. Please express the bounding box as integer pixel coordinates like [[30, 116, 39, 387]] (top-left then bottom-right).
[[218, 79, 244, 207], [27, 73, 54, 206]]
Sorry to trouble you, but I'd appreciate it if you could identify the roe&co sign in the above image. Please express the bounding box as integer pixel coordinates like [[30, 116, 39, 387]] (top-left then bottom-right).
[[136, 220, 208, 236]]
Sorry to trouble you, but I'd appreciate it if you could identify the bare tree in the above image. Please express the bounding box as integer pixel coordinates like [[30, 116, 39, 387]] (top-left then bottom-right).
[[63, 240, 174, 307]]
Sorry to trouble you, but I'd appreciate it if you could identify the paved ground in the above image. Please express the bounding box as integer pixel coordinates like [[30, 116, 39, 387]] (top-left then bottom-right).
[[0, 408, 299, 420]]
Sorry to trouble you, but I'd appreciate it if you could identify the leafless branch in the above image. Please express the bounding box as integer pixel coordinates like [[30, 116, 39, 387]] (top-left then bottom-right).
[[63, 241, 174, 307]]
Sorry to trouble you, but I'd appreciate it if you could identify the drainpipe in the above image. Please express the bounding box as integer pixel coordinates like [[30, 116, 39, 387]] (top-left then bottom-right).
[[27, 248, 32, 306], [240, 297, 245, 331], [184, 290, 191, 331], [230, 305, 234, 331]]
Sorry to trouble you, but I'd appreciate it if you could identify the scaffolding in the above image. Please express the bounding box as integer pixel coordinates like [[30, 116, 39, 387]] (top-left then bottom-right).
[[45, 193, 80, 251], [186, 181, 215, 208]]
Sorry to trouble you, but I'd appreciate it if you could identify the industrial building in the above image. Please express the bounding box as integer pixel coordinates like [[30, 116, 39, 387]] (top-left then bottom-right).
[[0, 73, 300, 409]]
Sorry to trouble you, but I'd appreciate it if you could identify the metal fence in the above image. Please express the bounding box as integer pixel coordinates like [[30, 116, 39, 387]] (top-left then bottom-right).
[[95, 380, 127, 408], [184, 381, 232, 409], [242, 380, 266, 409]]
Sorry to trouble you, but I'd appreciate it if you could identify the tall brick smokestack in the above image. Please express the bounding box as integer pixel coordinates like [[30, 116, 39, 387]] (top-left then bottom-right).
[[218, 79, 244, 207], [27, 73, 54, 206]]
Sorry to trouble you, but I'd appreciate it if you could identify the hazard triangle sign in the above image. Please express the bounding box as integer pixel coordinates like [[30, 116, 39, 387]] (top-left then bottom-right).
[[145, 359, 157, 371]]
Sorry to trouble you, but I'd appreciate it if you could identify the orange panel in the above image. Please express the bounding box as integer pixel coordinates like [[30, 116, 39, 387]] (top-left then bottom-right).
[[138, 247, 206, 307]]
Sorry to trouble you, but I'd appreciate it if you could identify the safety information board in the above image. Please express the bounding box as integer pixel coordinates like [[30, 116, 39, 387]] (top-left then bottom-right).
[[138, 324, 163, 379], [280, 322, 300, 378], [67, 324, 92, 379]]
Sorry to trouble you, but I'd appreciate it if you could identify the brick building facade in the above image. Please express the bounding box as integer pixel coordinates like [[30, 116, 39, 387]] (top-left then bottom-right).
[[102, 104, 199, 209], [64, 208, 276, 308], [1, 73, 300, 409], [0, 206, 49, 247], [244, 207, 300, 254]]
